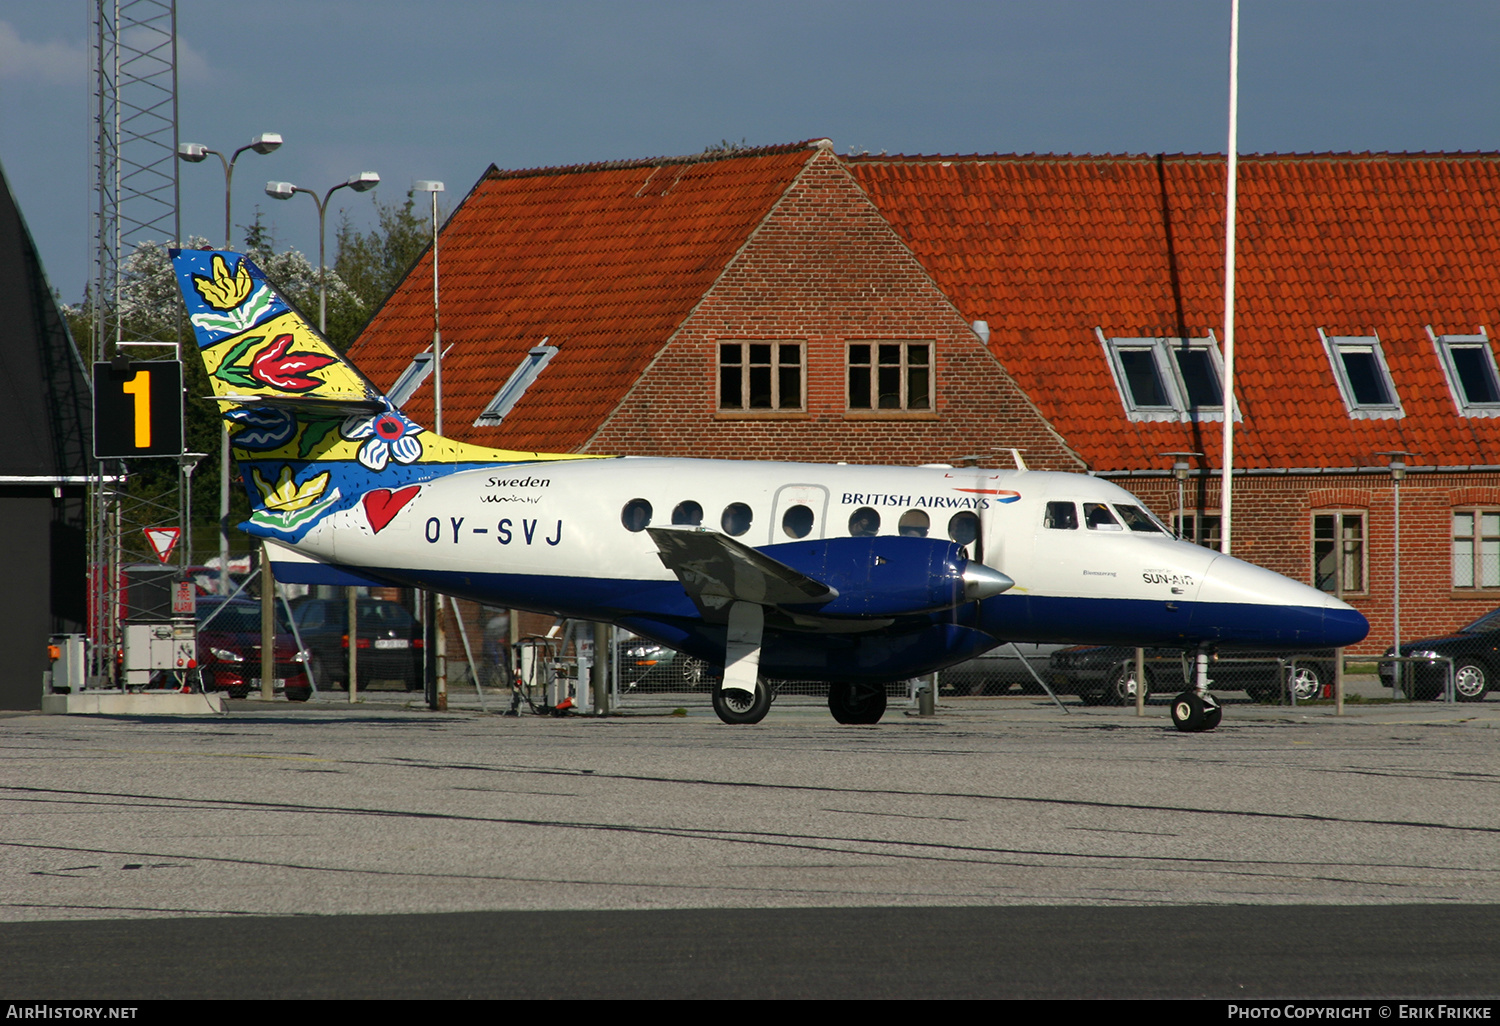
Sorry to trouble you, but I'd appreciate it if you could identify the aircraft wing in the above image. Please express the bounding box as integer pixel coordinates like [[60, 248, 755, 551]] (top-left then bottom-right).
[[647, 527, 838, 616]]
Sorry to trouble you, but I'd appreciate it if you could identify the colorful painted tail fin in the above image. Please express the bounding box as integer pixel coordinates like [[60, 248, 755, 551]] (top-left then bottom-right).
[[169, 247, 589, 542]]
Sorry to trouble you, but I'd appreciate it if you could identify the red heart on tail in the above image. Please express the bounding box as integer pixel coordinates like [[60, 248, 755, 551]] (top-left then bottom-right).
[[362, 485, 420, 533]]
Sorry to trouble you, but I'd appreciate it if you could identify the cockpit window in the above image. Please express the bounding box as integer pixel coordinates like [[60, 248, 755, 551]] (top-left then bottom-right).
[[1113, 504, 1164, 533], [1084, 502, 1123, 531], [1044, 501, 1078, 530]]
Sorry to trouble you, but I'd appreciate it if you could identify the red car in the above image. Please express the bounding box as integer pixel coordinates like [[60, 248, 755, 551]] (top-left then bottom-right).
[[195, 596, 312, 701]]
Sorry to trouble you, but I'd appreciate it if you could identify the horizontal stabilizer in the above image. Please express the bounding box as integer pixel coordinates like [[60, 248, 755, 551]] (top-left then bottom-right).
[[262, 540, 394, 588], [211, 393, 387, 418], [647, 527, 837, 614]]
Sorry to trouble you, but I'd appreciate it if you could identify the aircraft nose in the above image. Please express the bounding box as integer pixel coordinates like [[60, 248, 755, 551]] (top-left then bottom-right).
[[962, 563, 1014, 601], [1319, 601, 1370, 649]]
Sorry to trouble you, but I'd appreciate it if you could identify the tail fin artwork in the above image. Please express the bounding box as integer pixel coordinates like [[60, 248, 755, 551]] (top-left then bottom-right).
[[169, 248, 591, 544]]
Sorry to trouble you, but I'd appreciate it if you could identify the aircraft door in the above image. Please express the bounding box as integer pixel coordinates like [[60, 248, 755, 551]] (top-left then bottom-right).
[[769, 484, 831, 544]]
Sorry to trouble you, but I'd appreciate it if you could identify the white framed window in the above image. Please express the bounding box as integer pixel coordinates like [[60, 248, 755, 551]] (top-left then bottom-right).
[[1172, 512, 1223, 551], [1453, 510, 1500, 589], [474, 341, 559, 426], [1313, 511, 1366, 595], [1096, 329, 1232, 422], [1318, 329, 1402, 419], [1428, 326, 1500, 417]]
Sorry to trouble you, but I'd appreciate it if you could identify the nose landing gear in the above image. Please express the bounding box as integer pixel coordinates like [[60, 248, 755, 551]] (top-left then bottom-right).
[[1171, 648, 1222, 732]]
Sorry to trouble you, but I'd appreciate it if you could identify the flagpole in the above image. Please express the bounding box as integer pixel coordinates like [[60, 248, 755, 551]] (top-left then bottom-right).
[[1220, 0, 1240, 556]]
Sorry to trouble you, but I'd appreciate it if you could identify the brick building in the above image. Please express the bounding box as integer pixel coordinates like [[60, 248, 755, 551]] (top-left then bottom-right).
[[352, 143, 1500, 657]]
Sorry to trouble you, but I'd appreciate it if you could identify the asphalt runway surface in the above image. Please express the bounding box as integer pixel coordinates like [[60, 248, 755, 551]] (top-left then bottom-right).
[[2, 693, 1498, 999]]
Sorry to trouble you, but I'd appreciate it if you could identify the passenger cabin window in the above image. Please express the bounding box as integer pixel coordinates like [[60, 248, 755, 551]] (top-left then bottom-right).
[[722, 503, 753, 537], [1319, 330, 1402, 419], [1044, 501, 1078, 530], [847, 342, 933, 412], [621, 499, 652, 532], [719, 341, 804, 412], [1429, 327, 1500, 417], [947, 512, 981, 559], [898, 510, 930, 537], [781, 504, 814, 539], [848, 507, 880, 537], [1084, 503, 1122, 531], [672, 501, 703, 527]]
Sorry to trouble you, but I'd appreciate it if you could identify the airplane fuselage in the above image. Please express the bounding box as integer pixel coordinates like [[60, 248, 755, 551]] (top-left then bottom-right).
[[267, 457, 1366, 682]]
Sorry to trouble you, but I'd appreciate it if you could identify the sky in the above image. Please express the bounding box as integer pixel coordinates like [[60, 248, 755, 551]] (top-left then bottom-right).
[[2, 0, 1498, 303]]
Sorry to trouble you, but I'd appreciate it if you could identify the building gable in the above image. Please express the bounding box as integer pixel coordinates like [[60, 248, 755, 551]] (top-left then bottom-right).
[[585, 147, 1083, 469]]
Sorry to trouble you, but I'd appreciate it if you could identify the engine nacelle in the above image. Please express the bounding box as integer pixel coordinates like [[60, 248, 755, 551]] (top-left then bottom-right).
[[763, 536, 1003, 618]]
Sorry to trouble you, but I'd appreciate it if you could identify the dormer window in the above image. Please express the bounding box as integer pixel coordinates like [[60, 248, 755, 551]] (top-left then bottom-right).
[[1319, 329, 1402, 419], [1428, 326, 1500, 417], [1096, 329, 1230, 422], [474, 341, 559, 427]]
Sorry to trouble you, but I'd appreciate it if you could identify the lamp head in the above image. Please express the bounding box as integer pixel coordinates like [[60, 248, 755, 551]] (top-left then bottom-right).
[[265, 181, 297, 200], [346, 171, 380, 192], [414, 180, 445, 193], [249, 132, 283, 155], [177, 142, 209, 162]]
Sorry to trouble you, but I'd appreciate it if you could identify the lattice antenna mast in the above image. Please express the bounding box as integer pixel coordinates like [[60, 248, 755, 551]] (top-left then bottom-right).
[[89, 0, 183, 680]]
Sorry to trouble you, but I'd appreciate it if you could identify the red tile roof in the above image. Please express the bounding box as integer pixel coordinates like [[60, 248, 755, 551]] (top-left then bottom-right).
[[349, 143, 819, 452], [849, 152, 1500, 471]]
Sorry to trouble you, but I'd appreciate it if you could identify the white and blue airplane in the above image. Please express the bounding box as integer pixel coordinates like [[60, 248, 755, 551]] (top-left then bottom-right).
[[170, 248, 1368, 730]]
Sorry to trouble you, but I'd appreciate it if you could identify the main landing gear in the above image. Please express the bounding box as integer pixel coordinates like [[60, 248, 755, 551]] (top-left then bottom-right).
[[828, 680, 888, 724], [1170, 648, 1223, 733], [711, 679, 772, 724]]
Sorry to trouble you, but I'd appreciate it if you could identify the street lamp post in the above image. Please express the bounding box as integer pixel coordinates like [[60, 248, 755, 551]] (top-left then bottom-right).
[[413, 181, 446, 711], [1379, 451, 1415, 679], [1160, 452, 1203, 541], [265, 171, 380, 705], [265, 172, 380, 333], [178, 133, 283, 597]]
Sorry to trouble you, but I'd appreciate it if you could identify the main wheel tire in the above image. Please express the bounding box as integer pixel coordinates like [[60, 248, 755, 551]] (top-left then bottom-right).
[[1170, 690, 1221, 732], [1287, 664, 1323, 702], [1104, 663, 1149, 705], [1454, 662, 1490, 702], [711, 680, 771, 724], [828, 680, 889, 724]]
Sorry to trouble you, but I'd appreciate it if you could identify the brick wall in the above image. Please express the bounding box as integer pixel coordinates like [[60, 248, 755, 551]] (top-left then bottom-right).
[[586, 149, 1084, 471]]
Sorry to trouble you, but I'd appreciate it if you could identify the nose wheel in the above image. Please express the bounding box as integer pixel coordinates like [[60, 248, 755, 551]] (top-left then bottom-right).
[[1170, 690, 1222, 732]]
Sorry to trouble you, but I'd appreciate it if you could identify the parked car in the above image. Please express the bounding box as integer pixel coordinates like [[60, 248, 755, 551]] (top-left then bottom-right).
[[1048, 645, 1336, 705], [1379, 608, 1500, 701], [618, 635, 711, 691], [940, 642, 1069, 695], [195, 596, 311, 701], [289, 596, 425, 690]]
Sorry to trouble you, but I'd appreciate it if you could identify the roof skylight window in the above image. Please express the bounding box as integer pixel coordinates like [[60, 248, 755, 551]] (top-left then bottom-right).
[[387, 350, 433, 409], [1319, 330, 1402, 419], [1428, 326, 1500, 417], [1096, 329, 1232, 423], [474, 340, 559, 427]]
